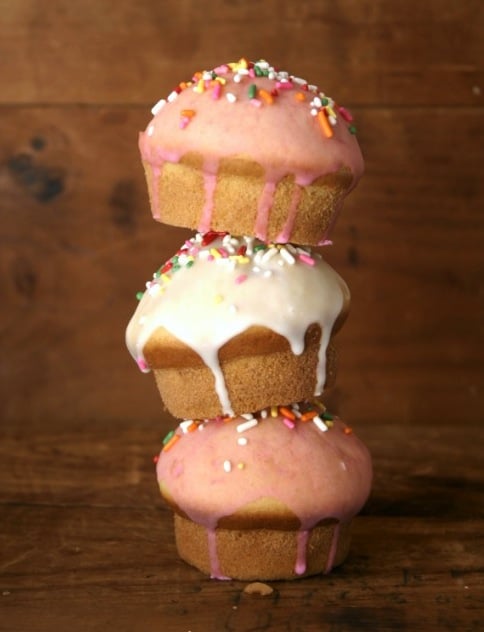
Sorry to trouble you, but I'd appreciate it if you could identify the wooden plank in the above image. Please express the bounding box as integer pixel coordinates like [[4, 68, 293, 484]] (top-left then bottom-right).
[[0, 0, 482, 106], [0, 417, 482, 630], [0, 106, 482, 424], [0, 507, 482, 631]]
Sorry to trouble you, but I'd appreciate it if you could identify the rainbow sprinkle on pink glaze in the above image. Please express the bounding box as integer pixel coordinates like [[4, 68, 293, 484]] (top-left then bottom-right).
[[148, 58, 358, 137]]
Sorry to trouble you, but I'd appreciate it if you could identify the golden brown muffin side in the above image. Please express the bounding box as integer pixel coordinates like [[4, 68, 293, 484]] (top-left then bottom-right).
[[152, 334, 337, 419], [174, 513, 352, 580]]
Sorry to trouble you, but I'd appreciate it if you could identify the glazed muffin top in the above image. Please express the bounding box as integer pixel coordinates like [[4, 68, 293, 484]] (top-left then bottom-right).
[[157, 406, 372, 531], [138, 59, 364, 241]]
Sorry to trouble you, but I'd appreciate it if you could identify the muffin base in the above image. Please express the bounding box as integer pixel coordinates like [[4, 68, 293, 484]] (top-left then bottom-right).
[[142, 155, 354, 246], [151, 332, 337, 419], [173, 514, 351, 580]]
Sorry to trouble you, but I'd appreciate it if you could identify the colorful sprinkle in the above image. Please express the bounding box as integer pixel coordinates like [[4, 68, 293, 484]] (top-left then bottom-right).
[[212, 82, 222, 100], [155, 402, 339, 458], [279, 247, 296, 265], [235, 274, 248, 285], [259, 89, 274, 104], [276, 80, 293, 90], [317, 110, 334, 138], [162, 430, 175, 445], [301, 410, 317, 422], [338, 106, 353, 122], [236, 418, 258, 433], [151, 98, 166, 115], [179, 420, 198, 434], [298, 252, 316, 266], [202, 231, 225, 246], [162, 434, 180, 452], [147, 59, 357, 140], [279, 406, 296, 421], [313, 416, 329, 433], [223, 459, 232, 473]]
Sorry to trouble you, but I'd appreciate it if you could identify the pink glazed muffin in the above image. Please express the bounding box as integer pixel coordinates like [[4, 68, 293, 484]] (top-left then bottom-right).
[[156, 402, 372, 580], [138, 58, 364, 246]]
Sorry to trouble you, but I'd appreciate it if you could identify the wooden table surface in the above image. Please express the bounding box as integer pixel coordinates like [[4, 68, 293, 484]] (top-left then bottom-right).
[[1, 1, 483, 630], [0, 413, 481, 632], [0, 415, 482, 631]]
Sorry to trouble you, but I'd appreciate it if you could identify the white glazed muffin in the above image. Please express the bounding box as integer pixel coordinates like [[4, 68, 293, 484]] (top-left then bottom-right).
[[126, 232, 349, 419]]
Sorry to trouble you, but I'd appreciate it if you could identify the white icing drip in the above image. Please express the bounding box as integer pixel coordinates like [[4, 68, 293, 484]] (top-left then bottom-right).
[[315, 325, 331, 395], [126, 234, 349, 414], [201, 348, 233, 416]]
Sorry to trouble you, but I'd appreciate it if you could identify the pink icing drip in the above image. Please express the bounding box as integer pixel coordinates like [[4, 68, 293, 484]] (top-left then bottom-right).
[[198, 169, 218, 233], [295, 529, 310, 575], [276, 185, 302, 243], [207, 528, 231, 580], [254, 180, 277, 240], [324, 522, 341, 574]]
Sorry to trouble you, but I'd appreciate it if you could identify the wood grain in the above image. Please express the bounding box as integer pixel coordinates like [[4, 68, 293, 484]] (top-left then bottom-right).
[[0, 1, 483, 629], [0, 0, 482, 107], [0, 417, 482, 632], [0, 106, 482, 424]]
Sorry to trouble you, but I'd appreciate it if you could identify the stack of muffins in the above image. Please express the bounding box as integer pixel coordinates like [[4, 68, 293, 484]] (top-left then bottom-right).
[[126, 59, 372, 580]]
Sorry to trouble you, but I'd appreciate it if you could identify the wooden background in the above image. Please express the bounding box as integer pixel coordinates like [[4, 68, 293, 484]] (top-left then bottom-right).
[[0, 1, 483, 630]]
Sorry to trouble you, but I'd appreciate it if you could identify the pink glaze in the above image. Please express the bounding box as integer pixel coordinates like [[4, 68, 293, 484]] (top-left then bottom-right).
[[157, 413, 372, 577], [277, 186, 303, 243], [200, 171, 218, 233], [149, 165, 162, 218], [295, 530, 310, 575], [207, 529, 231, 580], [139, 60, 364, 242], [254, 181, 277, 240]]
